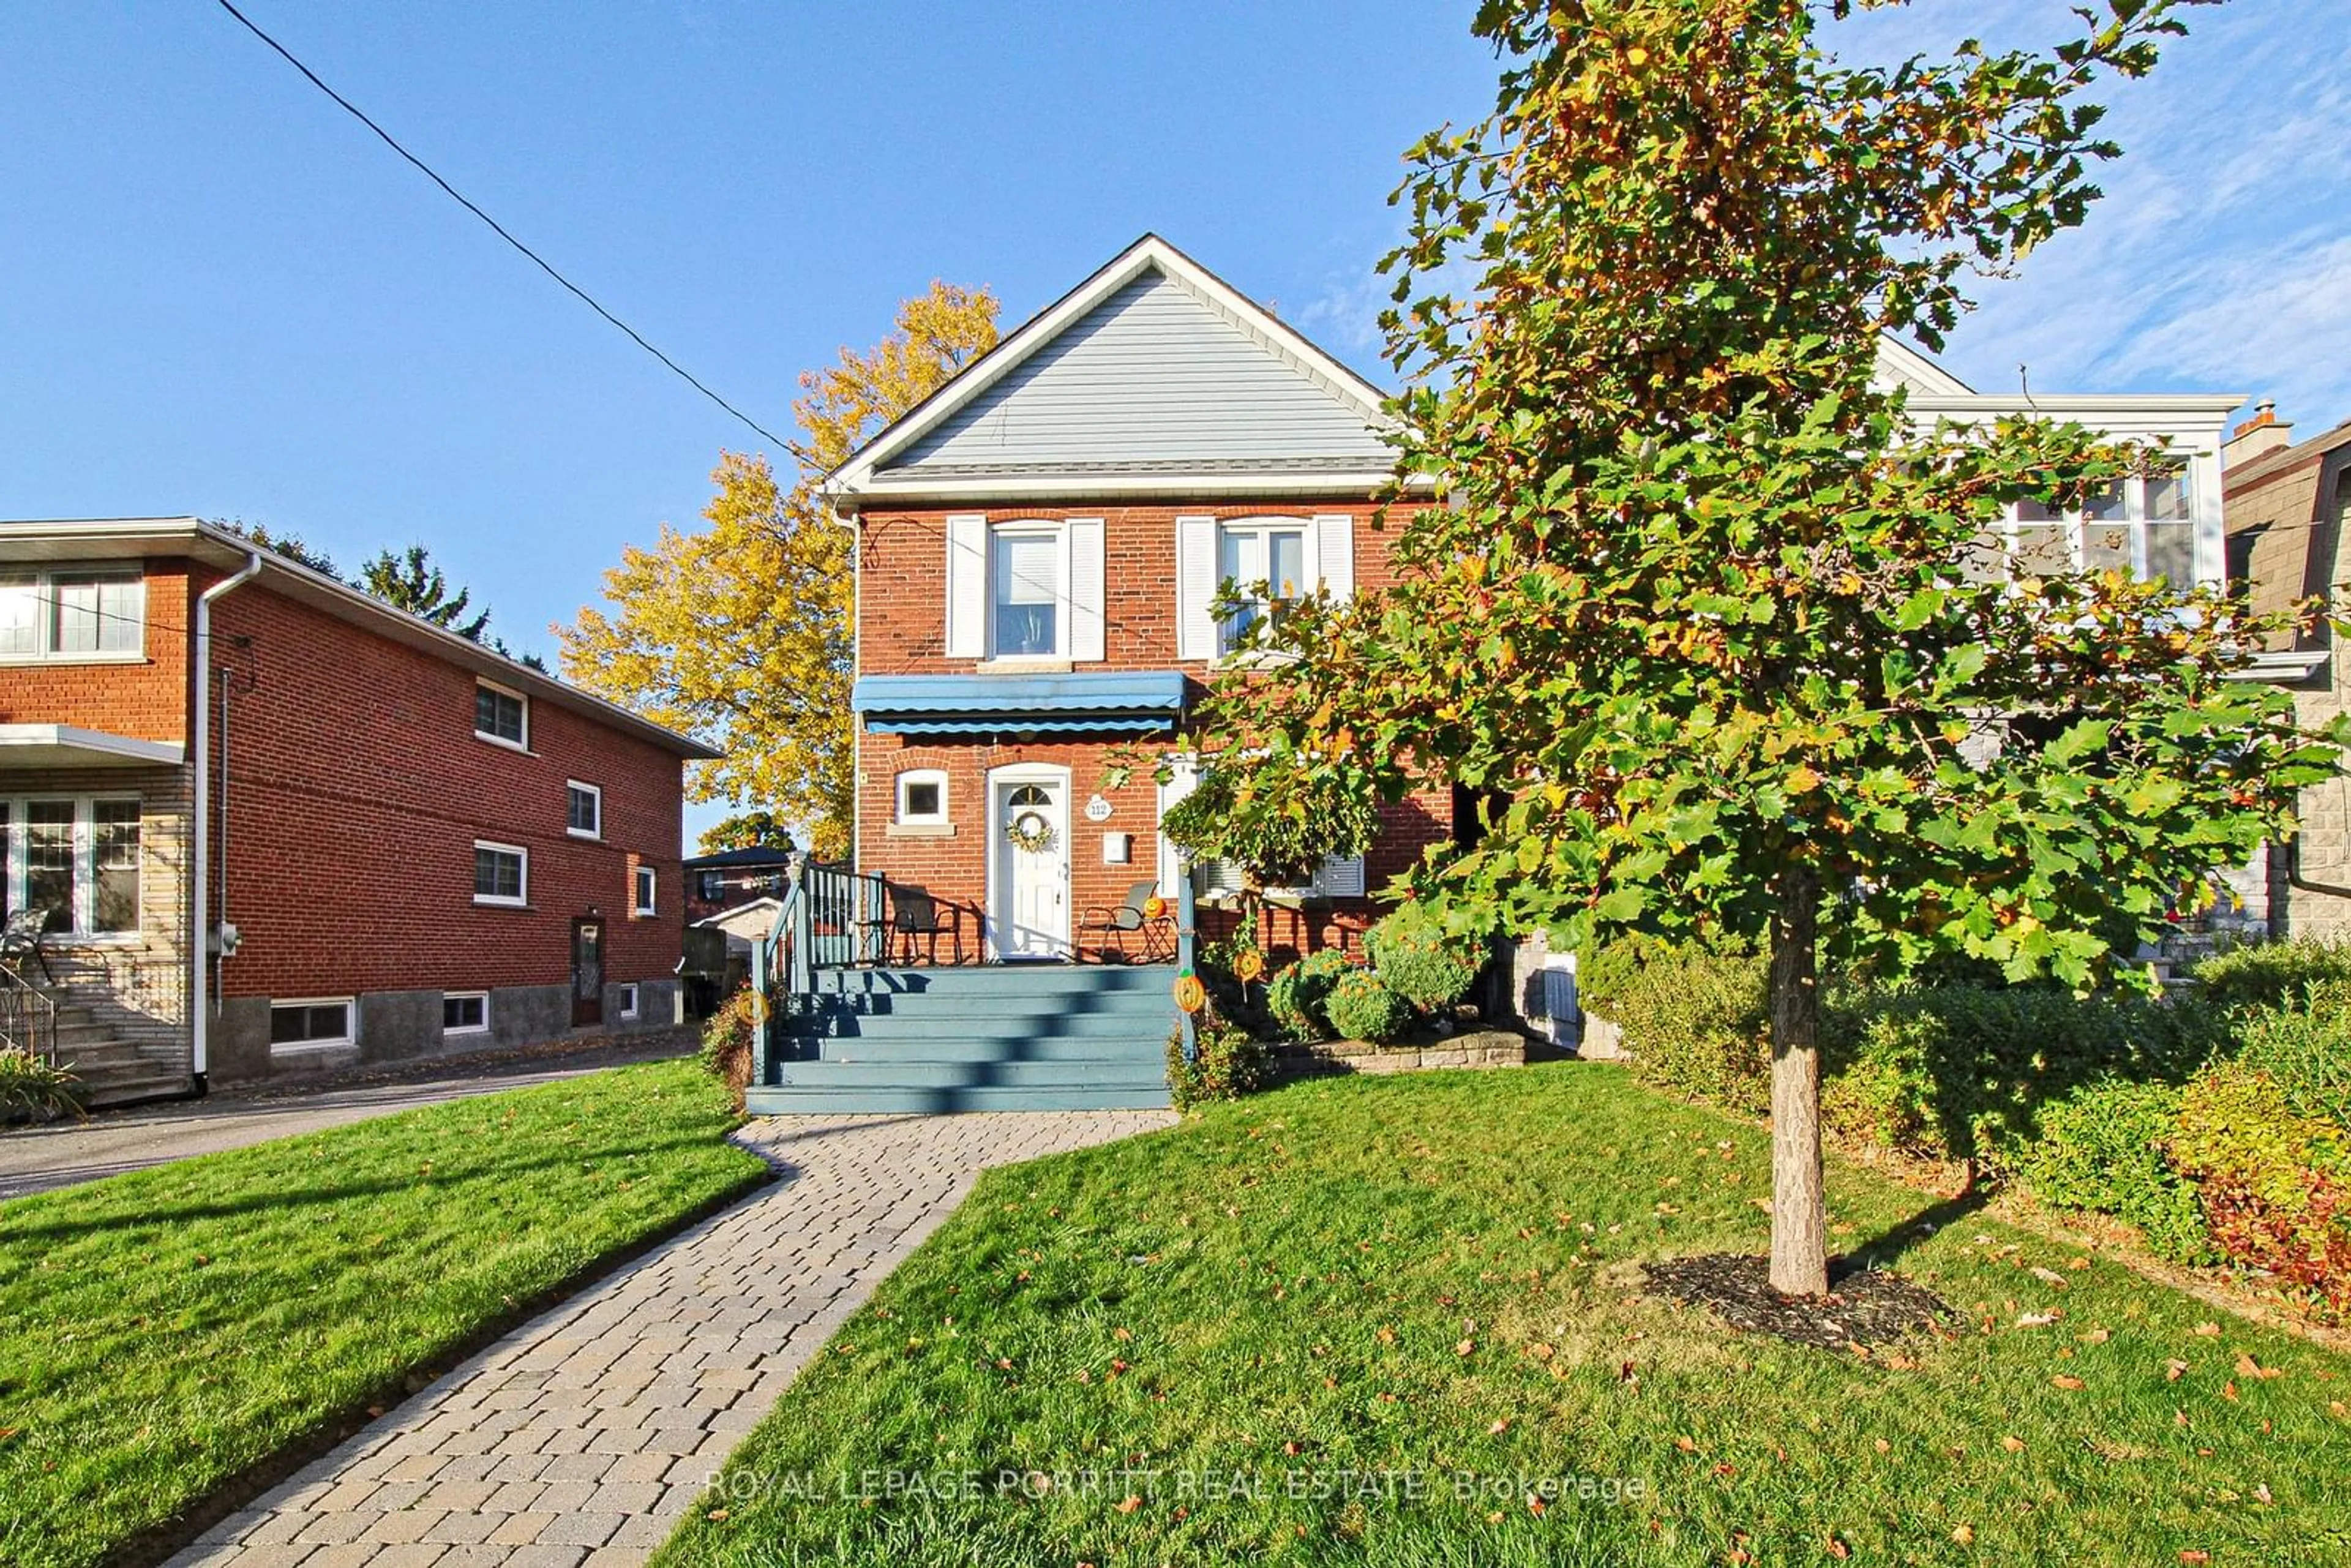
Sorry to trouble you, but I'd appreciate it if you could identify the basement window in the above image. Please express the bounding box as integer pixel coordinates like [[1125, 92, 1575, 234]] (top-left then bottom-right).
[[617, 982, 640, 1020], [269, 998, 353, 1051], [442, 991, 489, 1035]]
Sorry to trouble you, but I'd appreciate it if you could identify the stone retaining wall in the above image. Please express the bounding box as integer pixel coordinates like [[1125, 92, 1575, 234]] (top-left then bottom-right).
[[1271, 1029, 1528, 1081]]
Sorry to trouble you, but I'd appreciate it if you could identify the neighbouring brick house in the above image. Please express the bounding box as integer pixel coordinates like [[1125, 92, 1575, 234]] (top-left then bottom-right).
[[683, 843, 795, 925], [0, 517, 716, 1102], [2224, 405, 2351, 938]]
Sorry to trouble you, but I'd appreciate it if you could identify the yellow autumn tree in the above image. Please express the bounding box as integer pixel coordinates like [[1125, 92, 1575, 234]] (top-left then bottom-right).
[[560, 283, 999, 858]]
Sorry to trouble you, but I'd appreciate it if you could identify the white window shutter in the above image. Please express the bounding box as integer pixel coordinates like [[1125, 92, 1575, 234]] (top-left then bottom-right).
[[1314, 514, 1355, 601], [944, 514, 987, 659], [1175, 516, 1218, 661], [1313, 854, 1365, 898], [1156, 754, 1198, 900], [1067, 517, 1106, 662]]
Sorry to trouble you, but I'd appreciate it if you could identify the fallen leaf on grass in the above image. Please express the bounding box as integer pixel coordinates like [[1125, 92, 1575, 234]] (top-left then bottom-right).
[[2223, 1381, 2240, 1402], [2192, 1322, 2222, 1337], [1826, 1536, 1851, 1559], [2235, 1353, 2282, 1381], [2079, 1327, 2111, 1344], [2017, 1311, 2060, 1328], [2165, 1360, 2189, 1382], [1873, 1438, 1891, 1454], [2052, 1375, 2086, 1391], [1117, 1495, 1142, 1514], [1674, 1436, 1700, 1454], [2030, 1266, 2068, 1287], [1490, 1419, 1510, 1436], [707, 1509, 730, 1522], [1456, 1339, 1476, 1357], [1952, 1524, 1976, 1544], [2000, 1435, 2027, 1452], [2178, 1552, 2210, 1565]]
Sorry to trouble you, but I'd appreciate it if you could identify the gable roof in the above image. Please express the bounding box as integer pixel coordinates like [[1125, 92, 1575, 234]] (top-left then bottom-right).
[[827, 234, 1400, 506], [1872, 336, 1976, 397], [0, 516, 720, 760]]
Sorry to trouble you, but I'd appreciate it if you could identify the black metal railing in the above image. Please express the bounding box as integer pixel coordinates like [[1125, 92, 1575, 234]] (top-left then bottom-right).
[[0, 959, 59, 1065]]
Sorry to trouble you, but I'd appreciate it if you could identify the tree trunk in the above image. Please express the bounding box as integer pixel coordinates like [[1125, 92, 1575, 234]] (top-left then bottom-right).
[[1768, 863, 1829, 1297]]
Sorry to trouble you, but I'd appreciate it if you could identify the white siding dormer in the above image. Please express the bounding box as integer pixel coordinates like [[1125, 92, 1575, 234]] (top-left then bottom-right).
[[1314, 514, 1355, 602], [944, 514, 988, 659], [1067, 517, 1106, 662], [1174, 516, 1218, 662]]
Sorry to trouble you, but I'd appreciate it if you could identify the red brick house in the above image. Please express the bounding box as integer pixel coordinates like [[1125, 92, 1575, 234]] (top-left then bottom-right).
[[0, 516, 716, 1102], [829, 234, 1458, 969], [745, 235, 1453, 1112]]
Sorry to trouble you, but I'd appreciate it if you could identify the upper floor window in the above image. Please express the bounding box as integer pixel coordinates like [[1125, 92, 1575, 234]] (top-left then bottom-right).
[[0, 566, 144, 661], [475, 681, 528, 748], [991, 527, 1062, 658], [697, 870, 727, 903], [566, 781, 602, 839], [633, 865, 658, 915], [2004, 463, 2198, 585], [1217, 520, 1308, 653]]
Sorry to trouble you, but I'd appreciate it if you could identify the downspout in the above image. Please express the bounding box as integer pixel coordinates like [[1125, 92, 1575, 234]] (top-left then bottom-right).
[[191, 549, 263, 1090]]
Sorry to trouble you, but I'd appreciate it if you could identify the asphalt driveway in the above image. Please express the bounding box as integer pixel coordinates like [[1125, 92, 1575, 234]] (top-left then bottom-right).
[[0, 1031, 694, 1200]]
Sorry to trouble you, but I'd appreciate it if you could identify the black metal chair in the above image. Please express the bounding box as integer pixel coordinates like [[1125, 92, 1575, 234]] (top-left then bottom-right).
[[1080, 880, 1174, 963], [887, 883, 965, 966], [1, 907, 55, 985]]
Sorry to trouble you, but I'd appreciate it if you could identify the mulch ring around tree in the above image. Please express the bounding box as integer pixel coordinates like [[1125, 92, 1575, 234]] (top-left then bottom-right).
[[1643, 1253, 1954, 1351]]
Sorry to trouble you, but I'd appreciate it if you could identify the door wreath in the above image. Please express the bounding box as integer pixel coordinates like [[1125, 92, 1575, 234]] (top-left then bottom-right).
[[1005, 810, 1057, 854]]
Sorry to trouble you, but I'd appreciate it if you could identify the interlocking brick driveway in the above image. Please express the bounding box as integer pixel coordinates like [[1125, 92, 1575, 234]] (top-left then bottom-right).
[[169, 1108, 1174, 1568]]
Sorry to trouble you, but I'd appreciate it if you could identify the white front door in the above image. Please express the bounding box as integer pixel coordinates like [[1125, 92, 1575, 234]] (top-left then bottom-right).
[[991, 778, 1068, 960]]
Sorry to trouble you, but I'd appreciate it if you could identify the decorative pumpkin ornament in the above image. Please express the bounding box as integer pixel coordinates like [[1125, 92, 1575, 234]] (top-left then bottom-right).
[[1172, 970, 1207, 1014], [1004, 810, 1057, 855], [1232, 947, 1265, 983], [1142, 894, 1167, 920]]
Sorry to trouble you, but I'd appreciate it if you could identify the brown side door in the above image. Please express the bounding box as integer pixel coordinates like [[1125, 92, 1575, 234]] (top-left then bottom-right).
[[571, 916, 605, 1027]]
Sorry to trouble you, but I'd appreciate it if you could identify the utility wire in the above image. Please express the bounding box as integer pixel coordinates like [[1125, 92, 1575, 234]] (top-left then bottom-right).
[[212, 0, 809, 463]]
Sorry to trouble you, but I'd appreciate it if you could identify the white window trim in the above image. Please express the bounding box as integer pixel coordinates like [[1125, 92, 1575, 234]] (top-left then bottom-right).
[[988, 521, 1068, 660], [442, 990, 490, 1035], [633, 865, 658, 916], [895, 768, 950, 827], [473, 840, 529, 907], [0, 564, 146, 665], [566, 779, 602, 839], [269, 996, 355, 1052], [1, 793, 143, 942], [616, 982, 641, 1020], [474, 679, 531, 752]]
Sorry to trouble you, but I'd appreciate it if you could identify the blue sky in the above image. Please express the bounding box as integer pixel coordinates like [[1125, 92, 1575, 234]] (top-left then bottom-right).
[[4, 2, 2343, 846]]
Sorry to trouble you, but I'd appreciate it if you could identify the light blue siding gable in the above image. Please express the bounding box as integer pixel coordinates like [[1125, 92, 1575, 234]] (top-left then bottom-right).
[[883, 267, 1393, 476]]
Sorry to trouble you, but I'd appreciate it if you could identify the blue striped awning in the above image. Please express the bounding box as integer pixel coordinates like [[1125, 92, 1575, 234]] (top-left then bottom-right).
[[850, 672, 1187, 737]]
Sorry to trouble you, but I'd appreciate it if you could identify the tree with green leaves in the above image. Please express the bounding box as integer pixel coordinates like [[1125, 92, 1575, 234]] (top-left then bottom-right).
[[1191, 0, 2344, 1295], [212, 519, 342, 579], [561, 283, 999, 860], [697, 810, 799, 857], [359, 545, 492, 640]]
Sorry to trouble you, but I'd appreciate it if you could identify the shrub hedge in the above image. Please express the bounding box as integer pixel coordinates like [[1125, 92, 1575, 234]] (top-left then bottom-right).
[[1325, 969, 1412, 1043], [1361, 903, 1487, 1014], [1166, 1018, 1275, 1111], [1583, 933, 2351, 1313], [1267, 950, 1354, 1041]]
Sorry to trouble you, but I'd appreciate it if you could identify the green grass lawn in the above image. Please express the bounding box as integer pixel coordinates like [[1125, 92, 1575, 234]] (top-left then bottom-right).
[[0, 1057, 768, 1568], [659, 1063, 2350, 1567]]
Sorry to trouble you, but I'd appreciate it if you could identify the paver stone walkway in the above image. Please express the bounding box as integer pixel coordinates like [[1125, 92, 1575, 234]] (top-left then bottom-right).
[[170, 1108, 1172, 1568]]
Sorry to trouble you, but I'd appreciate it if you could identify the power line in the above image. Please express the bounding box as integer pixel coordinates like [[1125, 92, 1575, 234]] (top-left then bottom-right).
[[211, 0, 809, 463]]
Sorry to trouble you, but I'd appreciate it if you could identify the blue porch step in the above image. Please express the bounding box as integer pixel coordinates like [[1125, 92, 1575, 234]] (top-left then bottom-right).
[[748, 962, 1177, 1114]]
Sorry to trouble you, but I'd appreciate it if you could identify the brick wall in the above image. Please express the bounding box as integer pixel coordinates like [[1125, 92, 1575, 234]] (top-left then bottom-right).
[[206, 580, 687, 1000], [0, 562, 194, 741], [857, 497, 1417, 675], [853, 498, 1452, 956]]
